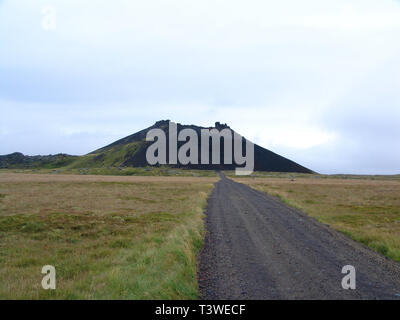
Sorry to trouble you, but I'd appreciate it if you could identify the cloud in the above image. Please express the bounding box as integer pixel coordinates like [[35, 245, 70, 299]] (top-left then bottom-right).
[[1, 0, 400, 174]]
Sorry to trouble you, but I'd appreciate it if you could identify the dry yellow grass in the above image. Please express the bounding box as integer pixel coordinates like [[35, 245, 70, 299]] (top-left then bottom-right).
[[234, 176, 400, 261], [0, 173, 218, 299]]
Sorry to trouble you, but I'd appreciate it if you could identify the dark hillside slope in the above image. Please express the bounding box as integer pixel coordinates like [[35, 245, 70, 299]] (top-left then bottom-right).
[[0, 120, 313, 173], [78, 120, 313, 173]]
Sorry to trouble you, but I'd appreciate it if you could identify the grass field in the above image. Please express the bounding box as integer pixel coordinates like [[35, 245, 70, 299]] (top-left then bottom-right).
[[0, 167, 218, 177], [0, 173, 217, 299], [234, 175, 400, 262], [3, 169, 400, 299]]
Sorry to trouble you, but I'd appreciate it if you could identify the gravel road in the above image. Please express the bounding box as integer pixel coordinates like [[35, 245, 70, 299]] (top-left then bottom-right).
[[198, 174, 400, 299]]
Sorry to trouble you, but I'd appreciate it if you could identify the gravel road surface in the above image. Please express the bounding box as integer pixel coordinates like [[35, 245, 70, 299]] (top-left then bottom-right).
[[198, 174, 400, 299]]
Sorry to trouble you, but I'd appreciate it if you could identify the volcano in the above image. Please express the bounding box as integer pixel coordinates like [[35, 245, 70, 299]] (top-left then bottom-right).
[[80, 120, 313, 173], [0, 120, 313, 173]]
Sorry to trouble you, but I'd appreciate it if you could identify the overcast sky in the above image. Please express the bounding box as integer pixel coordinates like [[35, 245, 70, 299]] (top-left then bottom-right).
[[1, 0, 399, 174]]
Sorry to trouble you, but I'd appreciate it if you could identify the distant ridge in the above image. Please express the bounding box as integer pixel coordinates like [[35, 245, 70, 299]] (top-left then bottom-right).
[[0, 120, 313, 173], [0, 152, 77, 169]]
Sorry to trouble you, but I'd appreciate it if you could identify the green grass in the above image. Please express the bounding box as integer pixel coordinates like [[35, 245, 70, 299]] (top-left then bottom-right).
[[0, 167, 218, 177], [0, 174, 217, 299]]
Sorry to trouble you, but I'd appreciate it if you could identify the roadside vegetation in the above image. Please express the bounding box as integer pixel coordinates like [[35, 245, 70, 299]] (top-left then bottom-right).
[[234, 175, 400, 262], [0, 173, 217, 299], [226, 170, 400, 181], [0, 167, 218, 177]]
